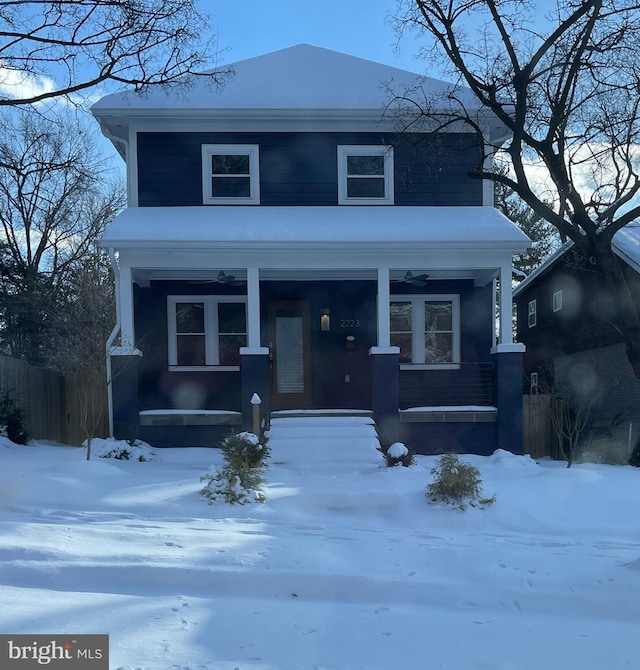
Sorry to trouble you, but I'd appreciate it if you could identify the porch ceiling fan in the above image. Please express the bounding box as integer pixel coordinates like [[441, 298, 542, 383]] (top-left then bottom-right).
[[186, 271, 245, 286], [393, 271, 430, 286]]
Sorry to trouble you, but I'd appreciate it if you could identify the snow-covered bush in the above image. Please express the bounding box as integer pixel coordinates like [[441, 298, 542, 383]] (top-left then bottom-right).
[[220, 431, 270, 471], [0, 391, 29, 445], [426, 452, 495, 510], [200, 431, 269, 505], [381, 441, 415, 467], [91, 437, 157, 462]]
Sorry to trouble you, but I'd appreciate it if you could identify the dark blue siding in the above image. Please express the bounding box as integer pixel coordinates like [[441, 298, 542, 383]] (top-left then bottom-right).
[[401, 422, 498, 456], [136, 131, 483, 207]]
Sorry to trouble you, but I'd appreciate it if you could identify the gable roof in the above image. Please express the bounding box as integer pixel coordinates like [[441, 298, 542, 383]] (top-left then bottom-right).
[[513, 221, 640, 297]]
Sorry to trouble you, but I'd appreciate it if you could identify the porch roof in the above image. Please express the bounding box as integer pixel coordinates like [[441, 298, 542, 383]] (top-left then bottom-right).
[[101, 205, 530, 251]]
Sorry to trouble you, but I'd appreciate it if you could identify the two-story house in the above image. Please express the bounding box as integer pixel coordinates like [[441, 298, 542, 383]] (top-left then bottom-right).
[[93, 44, 530, 454], [514, 223, 640, 449]]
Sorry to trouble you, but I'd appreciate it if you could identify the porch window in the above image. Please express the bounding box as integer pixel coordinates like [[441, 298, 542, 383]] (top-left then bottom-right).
[[168, 296, 247, 369], [202, 144, 260, 204], [337, 145, 394, 204], [390, 295, 460, 368]]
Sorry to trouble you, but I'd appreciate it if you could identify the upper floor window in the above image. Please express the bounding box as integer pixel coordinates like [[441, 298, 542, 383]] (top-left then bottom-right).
[[337, 145, 394, 205], [552, 290, 563, 312], [202, 144, 260, 204], [390, 295, 460, 368], [168, 296, 247, 370], [528, 299, 537, 327]]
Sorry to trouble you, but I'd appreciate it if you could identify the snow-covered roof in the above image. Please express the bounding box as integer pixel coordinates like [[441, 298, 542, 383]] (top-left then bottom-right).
[[102, 206, 529, 284], [91, 44, 508, 144], [101, 205, 530, 249], [513, 221, 640, 297], [92, 44, 472, 114]]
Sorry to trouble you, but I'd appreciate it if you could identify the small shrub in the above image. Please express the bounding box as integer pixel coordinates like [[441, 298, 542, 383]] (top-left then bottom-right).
[[426, 452, 495, 511], [200, 431, 269, 505], [220, 431, 270, 470], [92, 438, 156, 462], [0, 391, 29, 445], [382, 442, 415, 467]]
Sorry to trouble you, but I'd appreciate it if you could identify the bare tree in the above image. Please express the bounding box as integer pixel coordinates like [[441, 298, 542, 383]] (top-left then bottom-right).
[[0, 0, 226, 106], [0, 109, 124, 363], [51, 244, 115, 458], [394, 0, 640, 376], [494, 167, 561, 277], [538, 373, 599, 467]]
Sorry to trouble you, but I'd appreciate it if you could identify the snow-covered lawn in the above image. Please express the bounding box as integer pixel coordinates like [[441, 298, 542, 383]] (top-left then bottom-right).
[[0, 418, 639, 670]]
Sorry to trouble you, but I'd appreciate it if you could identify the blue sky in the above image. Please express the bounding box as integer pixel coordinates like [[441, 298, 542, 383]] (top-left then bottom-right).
[[207, 0, 427, 73]]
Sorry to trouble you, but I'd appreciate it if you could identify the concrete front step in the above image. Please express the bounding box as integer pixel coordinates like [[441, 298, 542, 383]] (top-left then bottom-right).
[[266, 415, 383, 470]]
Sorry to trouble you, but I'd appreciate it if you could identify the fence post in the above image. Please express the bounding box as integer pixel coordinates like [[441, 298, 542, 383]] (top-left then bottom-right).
[[251, 393, 262, 436]]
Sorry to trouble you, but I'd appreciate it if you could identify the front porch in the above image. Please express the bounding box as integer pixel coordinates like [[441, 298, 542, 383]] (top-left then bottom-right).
[[104, 206, 528, 455]]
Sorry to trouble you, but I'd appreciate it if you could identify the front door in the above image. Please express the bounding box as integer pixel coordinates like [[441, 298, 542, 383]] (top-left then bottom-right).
[[268, 300, 312, 408]]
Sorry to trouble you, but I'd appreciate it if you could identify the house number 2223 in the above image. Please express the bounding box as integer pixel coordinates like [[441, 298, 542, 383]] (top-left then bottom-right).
[[340, 319, 360, 328]]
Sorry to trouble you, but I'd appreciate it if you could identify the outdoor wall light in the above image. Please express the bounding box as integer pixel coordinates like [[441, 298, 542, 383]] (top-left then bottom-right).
[[320, 308, 331, 331]]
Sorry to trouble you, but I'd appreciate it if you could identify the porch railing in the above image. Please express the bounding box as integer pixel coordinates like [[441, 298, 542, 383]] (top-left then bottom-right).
[[399, 362, 495, 409]]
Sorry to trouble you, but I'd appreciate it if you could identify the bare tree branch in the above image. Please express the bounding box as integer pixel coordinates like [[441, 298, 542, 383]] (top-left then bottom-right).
[[0, 0, 228, 106]]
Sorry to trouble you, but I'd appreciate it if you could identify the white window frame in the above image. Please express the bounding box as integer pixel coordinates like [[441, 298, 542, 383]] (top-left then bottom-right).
[[337, 145, 394, 205], [168, 295, 247, 370], [528, 299, 537, 327], [201, 144, 260, 205], [390, 294, 460, 370], [552, 290, 563, 312]]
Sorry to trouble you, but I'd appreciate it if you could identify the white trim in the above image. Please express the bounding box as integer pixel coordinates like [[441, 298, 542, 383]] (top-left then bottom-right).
[[201, 144, 260, 205], [246, 267, 261, 347], [498, 263, 513, 344], [376, 268, 391, 347], [337, 145, 394, 205], [167, 295, 247, 368], [119, 265, 135, 348], [491, 343, 526, 354], [129, 126, 138, 207], [369, 346, 400, 355], [239, 346, 270, 355], [390, 294, 460, 366]]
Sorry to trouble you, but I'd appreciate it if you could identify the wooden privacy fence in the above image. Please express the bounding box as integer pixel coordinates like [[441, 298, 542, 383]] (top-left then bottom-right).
[[0, 355, 109, 446], [522, 394, 562, 460]]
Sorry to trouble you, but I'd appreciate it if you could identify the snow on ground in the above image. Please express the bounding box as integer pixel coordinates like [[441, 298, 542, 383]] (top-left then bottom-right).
[[0, 418, 639, 670]]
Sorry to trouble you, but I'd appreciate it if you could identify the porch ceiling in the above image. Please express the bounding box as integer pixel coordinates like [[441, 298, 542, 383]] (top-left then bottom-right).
[[131, 267, 499, 287]]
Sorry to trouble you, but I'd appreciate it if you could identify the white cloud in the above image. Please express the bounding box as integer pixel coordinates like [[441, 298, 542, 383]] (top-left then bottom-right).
[[0, 64, 55, 102]]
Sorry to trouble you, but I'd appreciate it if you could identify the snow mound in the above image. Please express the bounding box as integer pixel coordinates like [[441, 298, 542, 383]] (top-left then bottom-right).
[[488, 449, 538, 469]]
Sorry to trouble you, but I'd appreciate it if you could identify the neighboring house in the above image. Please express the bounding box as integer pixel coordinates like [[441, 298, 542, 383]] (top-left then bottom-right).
[[93, 44, 529, 454], [513, 222, 640, 449]]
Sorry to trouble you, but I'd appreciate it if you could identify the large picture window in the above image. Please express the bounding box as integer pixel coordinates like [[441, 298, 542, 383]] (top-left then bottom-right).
[[337, 145, 394, 205], [202, 144, 260, 204], [390, 295, 460, 367], [168, 296, 247, 369]]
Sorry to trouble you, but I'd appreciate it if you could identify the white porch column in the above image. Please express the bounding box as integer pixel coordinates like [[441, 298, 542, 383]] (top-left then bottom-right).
[[377, 267, 391, 348], [498, 264, 513, 345], [246, 267, 261, 348], [118, 264, 135, 348]]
